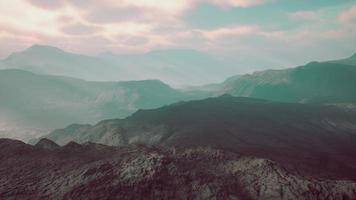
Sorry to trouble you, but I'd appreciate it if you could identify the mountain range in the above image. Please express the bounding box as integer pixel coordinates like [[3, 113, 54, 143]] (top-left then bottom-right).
[[1, 45, 238, 86], [185, 53, 356, 105], [1, 46, 356, 142], [39, 95, 356, 180], [0, 69, 186, 141], [220, 59, 356, 103]]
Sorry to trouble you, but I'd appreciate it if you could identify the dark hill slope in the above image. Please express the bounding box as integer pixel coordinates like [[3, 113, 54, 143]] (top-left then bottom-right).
[[43, 95, 356, 179]]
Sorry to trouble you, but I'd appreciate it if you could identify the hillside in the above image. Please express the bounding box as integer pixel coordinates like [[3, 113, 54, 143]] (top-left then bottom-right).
[[220, 56, 356, 103], [0, 69, 185, 140], [1, 138, 356, 200], [41, 95, 356, 179]]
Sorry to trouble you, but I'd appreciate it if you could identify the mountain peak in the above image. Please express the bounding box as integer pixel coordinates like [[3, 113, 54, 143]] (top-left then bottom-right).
[[26, 44, 64, 53], [63, 141, 82, 149], [4, 44, 64, 60], [0, 138, 28, 148], [35, 138, 60, 150]]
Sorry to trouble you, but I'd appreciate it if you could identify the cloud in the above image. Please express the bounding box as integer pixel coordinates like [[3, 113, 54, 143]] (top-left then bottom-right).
[[207, 0, 270, 8], [0, 0, 354, 74], [115, 34, 149, 46], [338, 5, 356, 26], [123, 36, 149, 46], [27, 0, 65, 10], [84, 5, 151, 24], [289, 11, 320, 21], [202, 25, 258, 39], [26, 0, 271, 22], [61, 23, 102, 35]]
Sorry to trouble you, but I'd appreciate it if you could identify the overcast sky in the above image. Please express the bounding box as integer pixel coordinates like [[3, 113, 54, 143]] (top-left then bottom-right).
[[0, 0, 355, 70]]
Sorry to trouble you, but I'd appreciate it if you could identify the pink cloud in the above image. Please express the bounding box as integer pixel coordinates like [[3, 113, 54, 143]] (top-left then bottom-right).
[[202, 25, 258, 39], [84, 5, 150, 24], [0, 0, 354, 65], [56, 15, 75, 24], [27, 0, 65, 10], [338, 5, 356, 26], [61, 23, 102, 35], [207, 0, 270, 8]]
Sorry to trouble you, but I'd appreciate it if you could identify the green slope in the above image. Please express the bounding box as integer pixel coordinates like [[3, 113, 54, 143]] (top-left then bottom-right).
[[221, 56, 356, 103], [0, 69, 186, 140]]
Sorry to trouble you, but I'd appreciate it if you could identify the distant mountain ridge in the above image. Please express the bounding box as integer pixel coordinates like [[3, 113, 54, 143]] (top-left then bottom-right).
[[0, 69, 186, 141], [200, 54, 356, 103], [1, 45, 238, 86], [2, 49, 356, 141], [2, 45, 127, 81]]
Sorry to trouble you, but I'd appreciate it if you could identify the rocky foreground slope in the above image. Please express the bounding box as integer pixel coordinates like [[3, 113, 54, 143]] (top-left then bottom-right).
[[1, 138, 356, 200]]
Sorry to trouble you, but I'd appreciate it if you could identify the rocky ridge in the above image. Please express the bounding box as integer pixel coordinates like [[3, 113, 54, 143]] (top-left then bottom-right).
[[1, 138, 356, 200]]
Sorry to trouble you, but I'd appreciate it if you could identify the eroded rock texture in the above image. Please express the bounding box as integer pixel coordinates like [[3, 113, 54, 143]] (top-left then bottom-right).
[[0, 139, 355, 200]]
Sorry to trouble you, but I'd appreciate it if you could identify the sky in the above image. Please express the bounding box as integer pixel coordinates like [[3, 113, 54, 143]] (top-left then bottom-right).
[[0, 0, 355, 71]]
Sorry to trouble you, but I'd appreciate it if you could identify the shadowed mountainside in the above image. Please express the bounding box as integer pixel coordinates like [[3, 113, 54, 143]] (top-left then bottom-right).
[[41, 95, 356, 180]]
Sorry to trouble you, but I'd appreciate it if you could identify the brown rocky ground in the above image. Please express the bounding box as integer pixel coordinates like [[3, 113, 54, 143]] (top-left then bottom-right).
[[1, 138, 356, 200]]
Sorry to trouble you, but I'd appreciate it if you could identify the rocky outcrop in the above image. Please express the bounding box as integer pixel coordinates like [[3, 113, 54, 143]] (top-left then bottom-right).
[[223, 158, 356, 200], [0, 139, 355, 200]]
